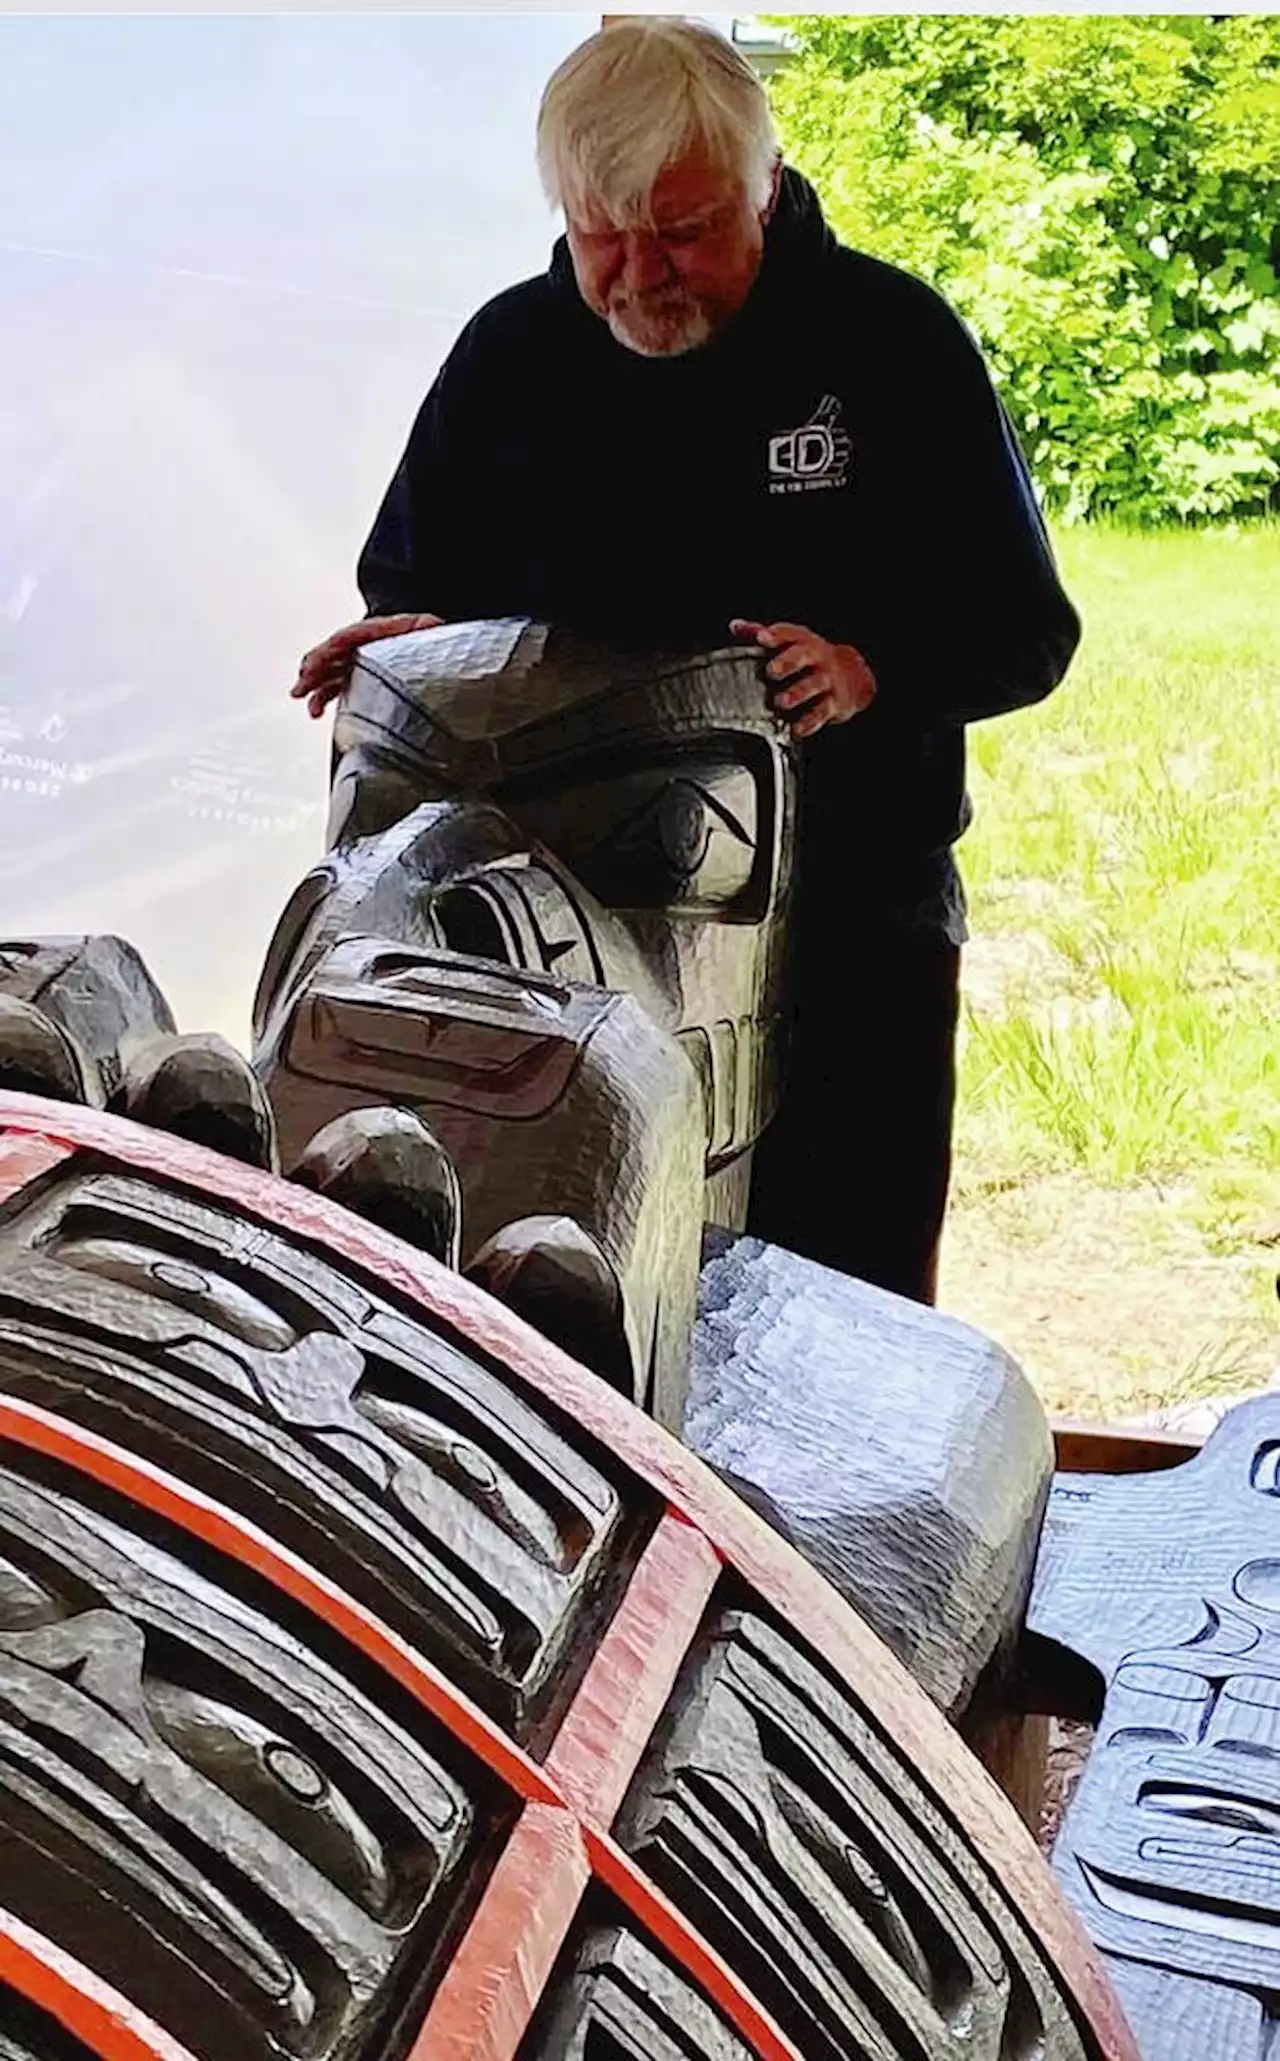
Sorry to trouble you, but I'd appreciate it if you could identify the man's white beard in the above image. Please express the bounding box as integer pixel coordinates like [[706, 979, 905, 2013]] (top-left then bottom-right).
[[606, 291, 715, 358]]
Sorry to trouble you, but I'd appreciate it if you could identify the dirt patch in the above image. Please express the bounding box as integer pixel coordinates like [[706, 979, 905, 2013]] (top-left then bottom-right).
[[960, 929, 1071, 1018], [938, 1171, 1280, 1419]]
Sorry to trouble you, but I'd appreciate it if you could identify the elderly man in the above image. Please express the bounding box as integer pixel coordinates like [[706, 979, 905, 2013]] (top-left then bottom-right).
[[292, 17, 1080, 1305]]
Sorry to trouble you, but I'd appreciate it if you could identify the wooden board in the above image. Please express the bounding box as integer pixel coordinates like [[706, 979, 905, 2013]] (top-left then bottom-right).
[[1033, 1400, 1280, 2058]]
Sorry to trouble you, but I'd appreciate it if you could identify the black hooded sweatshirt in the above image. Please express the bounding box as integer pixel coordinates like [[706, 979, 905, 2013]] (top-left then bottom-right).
[[358, 170, 1080, 923]]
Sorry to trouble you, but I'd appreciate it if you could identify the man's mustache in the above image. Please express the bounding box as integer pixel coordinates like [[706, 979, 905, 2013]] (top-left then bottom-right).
[[610, 286, 697, 313]]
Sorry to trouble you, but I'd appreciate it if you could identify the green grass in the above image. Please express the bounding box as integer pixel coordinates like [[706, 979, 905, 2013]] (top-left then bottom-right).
[[956, 520, 1280, 1199]]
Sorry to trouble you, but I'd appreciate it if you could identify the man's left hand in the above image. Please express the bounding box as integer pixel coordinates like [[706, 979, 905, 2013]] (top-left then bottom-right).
[[730, 618, 876, 739]]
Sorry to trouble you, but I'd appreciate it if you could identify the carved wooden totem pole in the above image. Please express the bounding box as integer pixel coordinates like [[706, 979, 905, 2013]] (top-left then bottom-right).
[[0, 619, 1227, 2061]]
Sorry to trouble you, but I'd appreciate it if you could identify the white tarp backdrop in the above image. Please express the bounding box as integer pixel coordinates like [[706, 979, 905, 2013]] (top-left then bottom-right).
[[1, 14, 594, 1043]]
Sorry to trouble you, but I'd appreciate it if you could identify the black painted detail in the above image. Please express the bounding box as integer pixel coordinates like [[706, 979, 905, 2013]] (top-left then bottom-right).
[[0, 1167, 643, 1748], [521, 1920, 753, 2060], [617, 1609, 1092, 2061], [0, 1447, 514, 2061]]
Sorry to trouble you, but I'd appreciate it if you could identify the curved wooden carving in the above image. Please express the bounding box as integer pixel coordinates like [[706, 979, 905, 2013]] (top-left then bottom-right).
[[0, 1092, 1137, 2061]]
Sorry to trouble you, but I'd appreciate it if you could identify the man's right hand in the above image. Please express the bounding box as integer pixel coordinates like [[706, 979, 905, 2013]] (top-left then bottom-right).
[[289, 613, 445, 719]]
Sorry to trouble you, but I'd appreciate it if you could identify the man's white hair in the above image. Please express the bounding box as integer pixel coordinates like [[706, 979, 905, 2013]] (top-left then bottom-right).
[[537, 17, 779, 226]]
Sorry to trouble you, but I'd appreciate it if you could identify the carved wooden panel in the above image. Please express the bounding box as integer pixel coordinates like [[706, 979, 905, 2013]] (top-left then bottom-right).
[[618, 1608, 1092, 2061], [0, 1164, 639, 1749], [687, 1229, 1054, 1718], [0, 1450, 504, 2061], [0, 1095, 1138, 2061], [521, 1920, 754, 2059], [1032, 1397, 1280, 2059]]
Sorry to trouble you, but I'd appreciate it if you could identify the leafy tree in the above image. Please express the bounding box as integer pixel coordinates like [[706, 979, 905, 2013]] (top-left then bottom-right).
[[767, 16, 1280, 521]]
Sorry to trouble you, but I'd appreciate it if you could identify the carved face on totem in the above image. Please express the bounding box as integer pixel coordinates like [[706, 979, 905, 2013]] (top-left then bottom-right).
[[263, 619, 798, 1183], [249, 622, 800, 1424]]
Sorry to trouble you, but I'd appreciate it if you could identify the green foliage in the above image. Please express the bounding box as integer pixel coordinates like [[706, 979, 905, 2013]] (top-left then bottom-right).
[[767, 16, 1280, 522]]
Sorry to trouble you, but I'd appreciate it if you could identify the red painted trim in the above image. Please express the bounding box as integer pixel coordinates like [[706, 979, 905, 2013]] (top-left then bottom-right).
[[0, 1131, 72, 1203], [404, 1515, 791, 2061], [0, 1906, 198, 2061], [406, 1803, 590, 2060], [0, 1393, 557, 1812], [0, 1098, 1142, 2061], [414, 1806, 804, 2061], [545, 1511, 720, 1825], [0, 1399, 774, 2057]]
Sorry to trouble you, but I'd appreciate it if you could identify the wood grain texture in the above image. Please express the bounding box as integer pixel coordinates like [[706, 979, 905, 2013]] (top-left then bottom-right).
[[407, 1804, 592, 2061], [543, 1515, 721, 1826], [1033, 1398, 1280, 2058], [1082, 1959, 1267, 2061], [686, 1228, 1055, 1717], [971, 1712, 1049, 1834], [0, 1133, 71, 1203], [0, 1094, 1139, 2061]]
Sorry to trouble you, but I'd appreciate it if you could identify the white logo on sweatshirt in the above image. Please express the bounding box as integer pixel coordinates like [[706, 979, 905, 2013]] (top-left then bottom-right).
[[768, 394, 851, 494]]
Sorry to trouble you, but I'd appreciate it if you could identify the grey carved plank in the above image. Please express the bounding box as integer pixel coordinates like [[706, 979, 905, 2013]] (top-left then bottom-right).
[[1031, 1396, 1280, 2059], [686, 1229, 1054, 1716]]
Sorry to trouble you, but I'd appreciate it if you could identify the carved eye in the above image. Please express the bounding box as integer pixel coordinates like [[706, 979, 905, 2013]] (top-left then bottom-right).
[[1140, 1785, 1280, 1838], [581, 771, 756, 909], [507, 756, 760, 911], [1234, 1559, 1280, 1614], [263, 1740, 329, 1806], [655, 782, 715, 876], [46, 1230, 296, 1352], [1252, 1443, 1280, 1496], [146, 1679, 394, 1918]]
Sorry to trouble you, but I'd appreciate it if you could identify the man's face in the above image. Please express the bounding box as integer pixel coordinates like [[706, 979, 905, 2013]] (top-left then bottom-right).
[[566, 152, 774, 359]]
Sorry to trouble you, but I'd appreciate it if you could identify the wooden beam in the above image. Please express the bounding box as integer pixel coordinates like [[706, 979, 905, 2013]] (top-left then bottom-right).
[[1052, 1417, 1204, 1477]]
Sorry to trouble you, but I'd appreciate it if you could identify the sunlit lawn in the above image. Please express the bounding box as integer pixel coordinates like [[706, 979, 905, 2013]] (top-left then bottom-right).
[[941, 522, 1280, 1418]]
